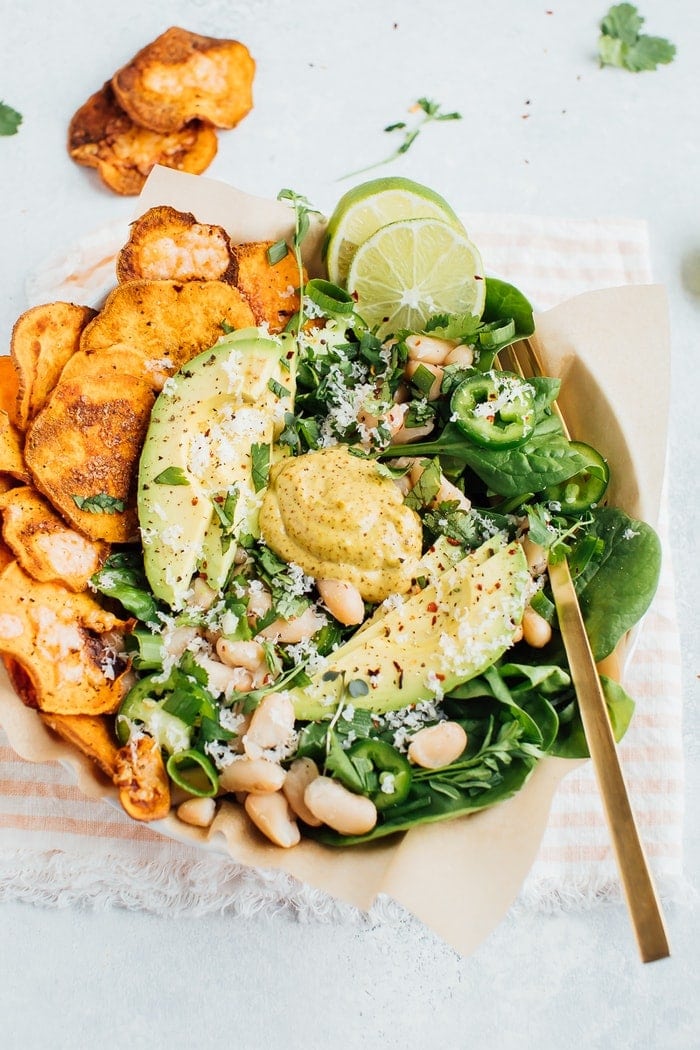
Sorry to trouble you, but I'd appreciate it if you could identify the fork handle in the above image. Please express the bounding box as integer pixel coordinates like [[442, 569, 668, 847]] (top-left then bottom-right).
[[549, 558, 670, 962]]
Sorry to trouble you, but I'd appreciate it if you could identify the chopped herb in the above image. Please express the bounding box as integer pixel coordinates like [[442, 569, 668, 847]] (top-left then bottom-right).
[[268, 377, 291, 399], [0, 101, 22, 136], [220, 319, 236, 334], [339, 97, 462, 180], [153, 466, 190, 486], [72, 493, 126, 514], [404, 457, 442, 511], [267, 238, 289, 265], [410, 363, 439, 398], [598, 4, 676, 71], [211, 487, 239, 551], [250, 443, 270, 492], [277, 189, 322, 341]]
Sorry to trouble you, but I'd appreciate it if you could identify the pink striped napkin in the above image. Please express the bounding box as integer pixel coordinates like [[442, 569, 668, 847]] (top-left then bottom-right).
[[0, 213, 685, 916]]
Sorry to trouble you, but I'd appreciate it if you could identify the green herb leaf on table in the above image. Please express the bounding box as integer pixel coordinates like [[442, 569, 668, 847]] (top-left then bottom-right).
[[598, 4, 676, 72], [339, 98, 462, 180], [0, 101, 22, 136]]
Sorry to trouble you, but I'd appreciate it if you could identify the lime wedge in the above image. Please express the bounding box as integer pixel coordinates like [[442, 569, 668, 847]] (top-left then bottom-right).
[[324, 177, 465, 287], [346, 217, 486, 339]]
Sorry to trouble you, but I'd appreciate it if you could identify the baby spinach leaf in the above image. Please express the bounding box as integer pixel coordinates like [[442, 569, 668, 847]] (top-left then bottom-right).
[[571, 506, 662, 660], [483, 277, 535, 337], [552, 675, 635, 758]]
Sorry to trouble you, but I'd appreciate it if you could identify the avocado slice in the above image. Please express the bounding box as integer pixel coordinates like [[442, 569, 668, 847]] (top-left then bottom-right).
[[138, 328, 295, 609], [291, 538, 529, 720]]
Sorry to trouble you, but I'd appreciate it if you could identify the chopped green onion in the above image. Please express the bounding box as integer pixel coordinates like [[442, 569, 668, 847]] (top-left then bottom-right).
[[166, 750, 219, 797], [305, 278, 355, 317], [267, 239, 289, 265]]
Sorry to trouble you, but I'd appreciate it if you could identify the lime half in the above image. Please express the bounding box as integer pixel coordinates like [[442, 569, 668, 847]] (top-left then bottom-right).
[[324, 177, 465, 287], [346, 217, 486, 339]]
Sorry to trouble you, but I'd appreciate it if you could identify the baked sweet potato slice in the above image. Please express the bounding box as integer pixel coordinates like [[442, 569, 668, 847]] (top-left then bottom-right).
[[24, 353, 155, 543], [0, 410, 30, 484], [231, 240, 303, 334], [68, 81, 218, 196], [117, 205, 236, 284], [0, 485, 109, 590], [25, 282, 254, 543], [0, 560, 131, 715], [114, 735, 171, 821], [0, 356, 20, 427], [11, 303, 96, 430], [79, 278, 255, 379], [40, 712, 120, 779], [112, 27, 254, 134]]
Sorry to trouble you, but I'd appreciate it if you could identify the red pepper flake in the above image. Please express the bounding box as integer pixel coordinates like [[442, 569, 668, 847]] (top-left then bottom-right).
[[426, 601, 438, 613]]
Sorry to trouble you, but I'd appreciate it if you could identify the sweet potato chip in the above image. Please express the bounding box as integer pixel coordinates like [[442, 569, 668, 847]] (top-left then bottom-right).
[[0, 356, 20, 426], [116, 205, 236, 284], [11, 302, 96, 430], [79, 278, 255, 378], [114, 735, 171, 821], [40, 712, 120, 779], [231, 240, 303, 333], [0, 410, 30, 483], [68, 82, 218, 196], [112, 27, 255, 134], [0, 485, 109, 590], [0, 560, 131, 715], [24, 354, 155, 543]]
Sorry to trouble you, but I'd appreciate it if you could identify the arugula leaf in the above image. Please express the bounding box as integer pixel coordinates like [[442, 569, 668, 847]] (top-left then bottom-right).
[[0, 101, 22, 136], [598, 4, 676, 71], [72, 493, 126, 514]]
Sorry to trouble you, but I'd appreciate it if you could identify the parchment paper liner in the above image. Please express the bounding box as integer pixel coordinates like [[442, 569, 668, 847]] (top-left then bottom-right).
[[1, 168, 670, 956]]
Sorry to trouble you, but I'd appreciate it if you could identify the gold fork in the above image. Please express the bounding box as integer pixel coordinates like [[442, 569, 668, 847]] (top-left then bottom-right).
[[500, 337, 670, 963]]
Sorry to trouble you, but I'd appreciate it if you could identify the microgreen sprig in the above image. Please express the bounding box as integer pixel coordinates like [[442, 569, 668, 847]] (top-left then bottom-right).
[[339, 97, 462, 180], [276, 188, 321, 341]]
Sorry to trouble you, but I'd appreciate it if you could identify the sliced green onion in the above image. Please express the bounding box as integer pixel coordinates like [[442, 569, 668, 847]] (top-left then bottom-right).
[[410, 362, 438, 397], [478, 318, 516, 349], [125, 628, 164, 670], [305, 278, 355, 317], [166, 750, 219, 797], [267, 239, 289, 265]]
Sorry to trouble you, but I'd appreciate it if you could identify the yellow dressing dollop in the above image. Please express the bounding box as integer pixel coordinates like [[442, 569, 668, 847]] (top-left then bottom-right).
[[259, 446, 422, 603]]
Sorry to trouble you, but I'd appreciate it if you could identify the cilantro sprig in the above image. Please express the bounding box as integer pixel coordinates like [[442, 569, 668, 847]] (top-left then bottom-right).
[[598, 4, 676, 72], [339, 97, 462, 180], [0, 101, 22, 136]]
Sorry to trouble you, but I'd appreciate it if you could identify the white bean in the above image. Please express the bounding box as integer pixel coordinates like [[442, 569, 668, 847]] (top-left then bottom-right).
[[390, 419, 436, 445], [258, 605, 327, 644], [408, 721, 467, 769], [176, 796, 217, 828], [244, 791, 301, 848], [282, 757, 322, 826], [191, 577, 218, 610], [304, 776, 377, 836], [216, 638, 266, 672], [521, 605, 552, 648], [404, 359, 444, 401], [405, 333, 455, 365], [444, 344, 475, 367], [218, 757, 286, 794], [246, 692, 296, 750], [522, 536, 548, 577], [317, 578, 365, 626], [196, 657, 253, 696]]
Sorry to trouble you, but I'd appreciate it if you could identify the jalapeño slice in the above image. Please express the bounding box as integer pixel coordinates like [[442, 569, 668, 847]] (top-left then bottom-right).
[[450, 370, 536, 449], [543, 441, 610, 512], [345, 739, 413, 812]]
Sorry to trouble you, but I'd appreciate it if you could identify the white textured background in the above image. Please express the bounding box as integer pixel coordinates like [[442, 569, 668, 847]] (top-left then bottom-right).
[[1, 1, 698, 1047]]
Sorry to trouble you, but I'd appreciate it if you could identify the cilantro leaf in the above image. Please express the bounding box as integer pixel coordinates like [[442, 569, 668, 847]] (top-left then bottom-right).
[[0, 101, 22, 136], [72, 493, 126, 514], [598, 4, 676, 71]]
